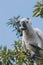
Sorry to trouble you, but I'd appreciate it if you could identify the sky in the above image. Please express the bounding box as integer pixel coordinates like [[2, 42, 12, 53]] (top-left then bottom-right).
[[0, 0, 43, 49]]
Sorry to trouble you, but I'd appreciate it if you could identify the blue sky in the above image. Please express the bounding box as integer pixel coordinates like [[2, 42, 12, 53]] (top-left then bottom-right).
[[0, 0, 43, 49]]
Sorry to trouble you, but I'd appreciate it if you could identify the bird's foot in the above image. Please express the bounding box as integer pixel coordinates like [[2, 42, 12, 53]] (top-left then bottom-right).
[[31, 54, 36, 60]]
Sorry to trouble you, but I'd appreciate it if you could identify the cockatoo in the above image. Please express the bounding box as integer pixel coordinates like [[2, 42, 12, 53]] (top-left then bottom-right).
[[20, 18, 43, 58]]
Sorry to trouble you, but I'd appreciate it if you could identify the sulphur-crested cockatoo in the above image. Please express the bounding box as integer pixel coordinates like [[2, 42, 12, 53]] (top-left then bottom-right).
[[20, 18, 43, 58]]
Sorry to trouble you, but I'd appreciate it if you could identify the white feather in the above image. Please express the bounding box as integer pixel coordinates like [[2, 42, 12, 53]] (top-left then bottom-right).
[[21, 18, 43, 57]]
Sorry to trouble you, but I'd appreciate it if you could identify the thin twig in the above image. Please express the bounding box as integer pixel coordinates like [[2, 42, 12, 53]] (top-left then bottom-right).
[[23, 51, 43, 60]]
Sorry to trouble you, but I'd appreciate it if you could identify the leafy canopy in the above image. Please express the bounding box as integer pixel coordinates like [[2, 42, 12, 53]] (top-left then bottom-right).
[[33, 0, 43, 18], [7, 16, 22, 38]]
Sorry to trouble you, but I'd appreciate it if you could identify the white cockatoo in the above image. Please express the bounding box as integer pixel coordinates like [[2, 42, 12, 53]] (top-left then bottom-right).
[[20, 18, 43, 58]]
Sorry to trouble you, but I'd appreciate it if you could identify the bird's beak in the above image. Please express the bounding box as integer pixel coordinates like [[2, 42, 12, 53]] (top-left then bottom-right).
[[19, 26, 26, 30], [19, 22, 27, 30]]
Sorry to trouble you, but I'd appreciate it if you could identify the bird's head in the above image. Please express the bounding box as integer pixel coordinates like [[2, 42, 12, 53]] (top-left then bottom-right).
[[19, 18, 32, 31]]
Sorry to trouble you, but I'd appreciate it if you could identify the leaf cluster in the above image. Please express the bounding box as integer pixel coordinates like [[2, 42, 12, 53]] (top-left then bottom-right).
[[0, 41, 34, 65], [7, 16, 22, 38], [33, 1, 43, 18]]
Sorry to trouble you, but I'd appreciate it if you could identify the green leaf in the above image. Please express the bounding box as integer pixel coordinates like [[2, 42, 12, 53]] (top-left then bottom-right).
[[33, 1, 43, 18], [33, 11, 40, 17]]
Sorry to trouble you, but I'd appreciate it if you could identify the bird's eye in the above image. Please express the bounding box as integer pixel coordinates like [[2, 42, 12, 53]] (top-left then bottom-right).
[[26, 21, 28, 23]]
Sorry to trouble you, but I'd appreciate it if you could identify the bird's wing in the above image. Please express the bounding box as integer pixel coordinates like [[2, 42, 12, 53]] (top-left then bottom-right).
[[34, 28, 43, 41], [29, 43, 43, 50]]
